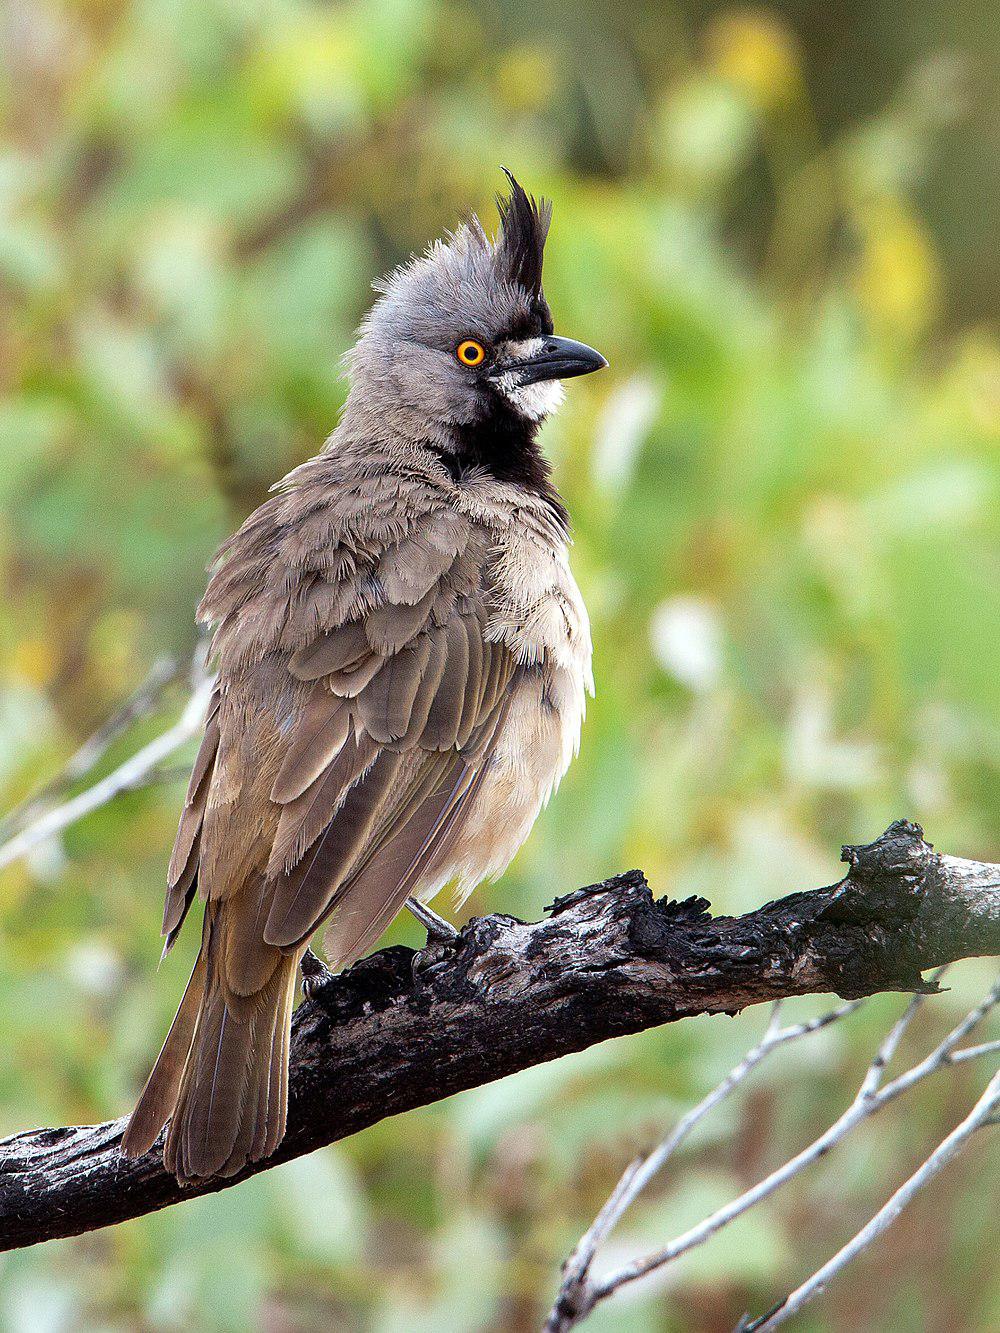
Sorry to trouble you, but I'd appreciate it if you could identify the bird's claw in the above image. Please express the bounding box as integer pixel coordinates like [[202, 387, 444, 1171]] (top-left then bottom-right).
[[300, 946, 334, 1001], [405, 895, 459, 945]]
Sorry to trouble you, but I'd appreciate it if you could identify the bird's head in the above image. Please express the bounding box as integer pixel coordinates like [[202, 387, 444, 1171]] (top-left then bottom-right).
[[346, 171, 607, 456]]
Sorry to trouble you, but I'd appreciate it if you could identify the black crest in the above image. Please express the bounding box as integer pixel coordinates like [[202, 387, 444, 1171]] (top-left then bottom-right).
[[495, 167, 552, 299]]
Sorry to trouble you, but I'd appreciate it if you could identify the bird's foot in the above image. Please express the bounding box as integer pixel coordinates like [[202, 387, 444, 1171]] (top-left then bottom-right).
[[405, 895, 459, 945], [300, 946, 334, 1001]]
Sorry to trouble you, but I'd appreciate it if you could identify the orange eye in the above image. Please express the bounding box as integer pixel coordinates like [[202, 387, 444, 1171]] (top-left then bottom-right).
[[456, 339, 486, 366]]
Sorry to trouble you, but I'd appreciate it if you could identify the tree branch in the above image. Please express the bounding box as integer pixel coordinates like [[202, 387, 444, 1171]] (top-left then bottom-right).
[[739, 1066, 1000, 1331], [547, 970, 999, 1330], [1, 819, 997, 1251], [549, 996, 866, 1323]]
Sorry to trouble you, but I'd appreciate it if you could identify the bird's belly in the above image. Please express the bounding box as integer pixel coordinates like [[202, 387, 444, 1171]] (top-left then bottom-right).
[[419, 663, 587, 907]]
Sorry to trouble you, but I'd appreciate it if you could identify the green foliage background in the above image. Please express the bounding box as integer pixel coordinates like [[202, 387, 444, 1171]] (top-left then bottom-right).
[[1, 1, 997, 1329]]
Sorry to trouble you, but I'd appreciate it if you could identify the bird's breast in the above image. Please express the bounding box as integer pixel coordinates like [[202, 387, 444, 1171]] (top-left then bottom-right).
[[421, 503, 592, 906]]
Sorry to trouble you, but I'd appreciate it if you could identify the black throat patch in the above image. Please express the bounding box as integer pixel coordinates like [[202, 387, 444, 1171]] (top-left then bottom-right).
[[439, 393, 569, 531]]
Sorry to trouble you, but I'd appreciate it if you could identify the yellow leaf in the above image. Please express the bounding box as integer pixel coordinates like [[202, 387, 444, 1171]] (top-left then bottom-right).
[[10, 637, 57, 687], [854, 200, 940, 335], [496, 44, 559, 112], [706, 11, 803, 109]]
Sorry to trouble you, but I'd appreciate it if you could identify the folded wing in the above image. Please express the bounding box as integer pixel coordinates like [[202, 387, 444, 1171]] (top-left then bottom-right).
[[258, 509, 515, 966]]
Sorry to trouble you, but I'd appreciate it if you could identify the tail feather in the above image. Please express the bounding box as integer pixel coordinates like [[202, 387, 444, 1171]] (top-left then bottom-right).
[[124, 913, 299, 1183], [222, 966, 287, 1175], [264, 963, 295, 1159], [167, 985, 253, 1180], [121, 943, 208, 1159], [164, 954, 298, 1183]]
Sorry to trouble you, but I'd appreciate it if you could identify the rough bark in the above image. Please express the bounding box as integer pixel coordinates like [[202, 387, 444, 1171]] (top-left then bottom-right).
[[1, 820, 997, 1251]]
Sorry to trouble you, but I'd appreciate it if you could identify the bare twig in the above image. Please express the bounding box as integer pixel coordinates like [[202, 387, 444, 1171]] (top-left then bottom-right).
[[0, 655, 182, 842], [548, 998, 864, 1328], [741, 1068, 1000, 1331], [547, 973, 999, 1330], [0, 669, 214, 872], [951, 1037, 1000, 1064], [875, 978, 1000, 1104]]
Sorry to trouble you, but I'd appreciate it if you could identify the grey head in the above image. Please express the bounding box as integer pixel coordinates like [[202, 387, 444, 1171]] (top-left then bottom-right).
[[342, 171, 606, 499]]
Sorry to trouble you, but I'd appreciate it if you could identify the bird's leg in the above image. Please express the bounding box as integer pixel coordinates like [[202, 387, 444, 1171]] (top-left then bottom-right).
[[299, 946, 334, 1001], [405, 895, 459, 943]]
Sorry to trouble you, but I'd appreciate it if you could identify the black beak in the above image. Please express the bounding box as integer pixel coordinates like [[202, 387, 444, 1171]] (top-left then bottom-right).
[[497, 335, 608, 385]]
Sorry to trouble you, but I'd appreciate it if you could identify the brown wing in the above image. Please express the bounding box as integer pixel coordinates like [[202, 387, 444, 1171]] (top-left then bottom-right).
[[161, 689, 221, 954], [260, 585, 515, 964]]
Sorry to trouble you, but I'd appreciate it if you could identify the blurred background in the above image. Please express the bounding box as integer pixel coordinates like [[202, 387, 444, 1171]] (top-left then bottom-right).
[[1, 0, 997, 1329]]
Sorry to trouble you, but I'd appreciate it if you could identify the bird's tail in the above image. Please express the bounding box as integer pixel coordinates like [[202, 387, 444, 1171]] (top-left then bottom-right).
[[122, 911, 298, 1182]]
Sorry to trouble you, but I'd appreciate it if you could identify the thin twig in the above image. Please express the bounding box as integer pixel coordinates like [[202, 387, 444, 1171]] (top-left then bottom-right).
[[950, 1038, 1000, 1064], [550, 976, 999, 1330], [588, 988, 994, 1301], [0, 656, 182, 841], [855, 980, 936, 1100], [741, 1069, 1000, 1331], [0, 673, 214, 872], [547, 999, 863, 1329], [875, 978, 1000, 1106]]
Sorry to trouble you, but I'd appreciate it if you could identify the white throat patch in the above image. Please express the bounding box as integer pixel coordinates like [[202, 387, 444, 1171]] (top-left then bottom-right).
[[494, 338, 566, 422]]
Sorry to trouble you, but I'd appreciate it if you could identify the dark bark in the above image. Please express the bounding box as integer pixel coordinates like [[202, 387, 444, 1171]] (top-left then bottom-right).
[[1, 820, 997, 1251]]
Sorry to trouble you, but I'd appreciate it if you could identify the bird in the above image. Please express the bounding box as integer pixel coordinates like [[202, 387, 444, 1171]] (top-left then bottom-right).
[[121, 170, 606, 1182]]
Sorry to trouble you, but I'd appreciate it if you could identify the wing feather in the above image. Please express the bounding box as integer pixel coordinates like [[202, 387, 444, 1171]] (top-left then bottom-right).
[[166, 705, 219, 890], [421, 614, 470, 750], [357, 634, 433, 743], [394, 625, 448, 747], [262, 569, 516, 959], [457, 608, 485, 746], [270, 690, 350, 803], [162, 696, 221, 946], [321, 763, 476, 967], [269, 732, 379, 875], [289, 621, 369, 681], [364, 584, 438, 653], [263, 748, 406, 947], [322, 706, 507, 968]]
